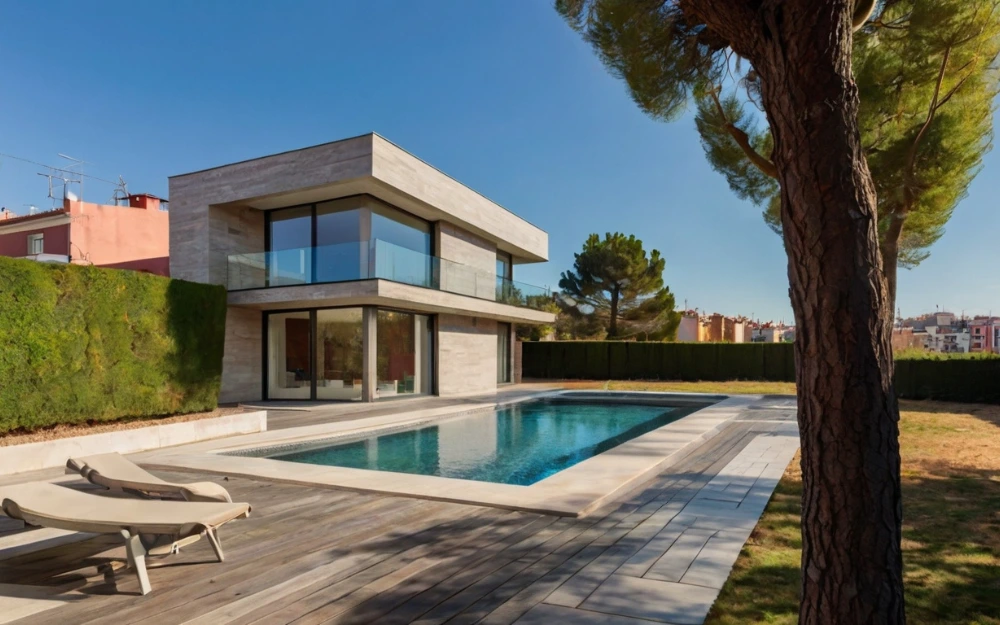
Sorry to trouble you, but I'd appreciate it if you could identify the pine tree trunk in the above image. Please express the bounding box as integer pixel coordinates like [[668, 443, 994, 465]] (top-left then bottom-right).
[[609, 287, 619, 338], [738, 2, 905, 622], [882, 208, 909, 315], [882, 214, 904, 316]]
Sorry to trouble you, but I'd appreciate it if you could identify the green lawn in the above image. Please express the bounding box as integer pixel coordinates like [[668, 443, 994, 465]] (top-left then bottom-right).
[[706, 400, 1000, 625]]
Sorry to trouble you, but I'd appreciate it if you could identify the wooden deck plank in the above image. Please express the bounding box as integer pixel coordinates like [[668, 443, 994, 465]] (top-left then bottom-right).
[[1, 417, 780, 625]]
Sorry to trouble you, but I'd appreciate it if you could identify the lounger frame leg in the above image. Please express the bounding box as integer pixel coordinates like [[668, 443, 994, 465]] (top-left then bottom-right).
[[121, 529, 152, 595], [206, 527, 225, 562]]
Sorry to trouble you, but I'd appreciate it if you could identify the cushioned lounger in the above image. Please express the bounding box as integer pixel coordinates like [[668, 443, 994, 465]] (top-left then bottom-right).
[[1, 482, 250, 595], [67, 453, 232, 503]]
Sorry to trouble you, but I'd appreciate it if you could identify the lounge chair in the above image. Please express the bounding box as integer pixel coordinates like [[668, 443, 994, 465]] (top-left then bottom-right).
[[67, 453, 232, 502], [0, 482, 250, 595]]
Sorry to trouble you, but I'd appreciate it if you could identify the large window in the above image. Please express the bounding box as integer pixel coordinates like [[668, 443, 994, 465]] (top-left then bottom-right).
[[315, 199, 364, 283], [265, 195, 432, 288], [316, 308, 364, 400], [268, 206, 312, 286], [497, 323, 512, 384], [376, 310, 432, 398], [266, 306, 433, 401], [267, 311, 312, 400]]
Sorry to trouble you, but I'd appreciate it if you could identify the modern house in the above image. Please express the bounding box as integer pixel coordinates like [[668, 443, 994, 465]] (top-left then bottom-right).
[[168, 133, 555, 404], [0, 194, 170, 275]]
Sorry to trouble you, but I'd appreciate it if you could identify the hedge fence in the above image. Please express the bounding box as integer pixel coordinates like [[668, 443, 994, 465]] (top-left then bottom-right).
[[0, 257, 227, 434], [522, 341, 1000, 404]]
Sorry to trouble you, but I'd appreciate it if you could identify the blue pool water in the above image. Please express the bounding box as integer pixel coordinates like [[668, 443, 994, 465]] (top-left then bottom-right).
[[265, 399, 702, 485]]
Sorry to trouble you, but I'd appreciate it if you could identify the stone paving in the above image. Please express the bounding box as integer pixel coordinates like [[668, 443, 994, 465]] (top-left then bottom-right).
[[527, 432, 800, 625]]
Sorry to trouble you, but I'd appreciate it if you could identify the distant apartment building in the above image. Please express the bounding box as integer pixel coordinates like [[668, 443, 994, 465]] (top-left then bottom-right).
[[923, 325, 970, 353], [891, 327, 926, 351], [676, 312, 705, 342], [0, 194, 170, 275], [969, 317, 1000, 353]]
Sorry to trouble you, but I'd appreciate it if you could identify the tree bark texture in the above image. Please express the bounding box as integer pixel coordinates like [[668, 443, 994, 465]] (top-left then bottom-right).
[[685, 1, 905, 622]]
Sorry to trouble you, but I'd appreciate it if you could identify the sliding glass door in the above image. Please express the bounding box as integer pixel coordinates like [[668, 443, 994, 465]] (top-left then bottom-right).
[[376, 310, 433, 398], [266, 307, 433, 401], [316, 308, 364, 401], [497, 323, 511, 384], [267, 311, 312, 399]]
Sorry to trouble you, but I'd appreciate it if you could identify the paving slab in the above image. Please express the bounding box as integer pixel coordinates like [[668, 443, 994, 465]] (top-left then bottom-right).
[[582, 575, 719, 625], [515, 603, 666, 624]]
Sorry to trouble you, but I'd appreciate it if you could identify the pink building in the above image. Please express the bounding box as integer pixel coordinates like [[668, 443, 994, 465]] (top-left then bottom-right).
[[969, 317, 1000, 353], [0, 194, 169, 275]]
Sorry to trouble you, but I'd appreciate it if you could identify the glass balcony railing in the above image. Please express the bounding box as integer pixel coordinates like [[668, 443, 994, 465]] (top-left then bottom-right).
[[227, 239, 553, 310]]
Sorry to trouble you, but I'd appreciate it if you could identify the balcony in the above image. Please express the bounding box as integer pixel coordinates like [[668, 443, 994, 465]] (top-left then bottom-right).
[[227, 239, 553, 310]]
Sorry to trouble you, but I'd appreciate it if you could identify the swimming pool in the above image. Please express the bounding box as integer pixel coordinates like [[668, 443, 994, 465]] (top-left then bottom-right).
[[249, 398, 709, 485]]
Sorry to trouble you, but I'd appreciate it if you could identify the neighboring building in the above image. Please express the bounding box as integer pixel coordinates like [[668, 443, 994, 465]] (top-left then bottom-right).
[[749, 323, 782, 343], [168, 133, 555, 403], [891, 327, 926, 352], [923, 325, 970, 353], [0, 194, 169, 275], [676, 311, 707, 342], [969, 316, 1000, 353]]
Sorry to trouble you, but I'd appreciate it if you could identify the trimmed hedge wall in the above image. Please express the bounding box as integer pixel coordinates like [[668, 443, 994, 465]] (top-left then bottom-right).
[[522, 341, 796, 382], [0, 257, 227, 434], [522, 341, 1000, 404]]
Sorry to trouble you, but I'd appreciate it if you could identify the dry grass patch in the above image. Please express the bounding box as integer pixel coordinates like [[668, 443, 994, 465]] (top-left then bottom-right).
[[707, 401, 1000, 625]]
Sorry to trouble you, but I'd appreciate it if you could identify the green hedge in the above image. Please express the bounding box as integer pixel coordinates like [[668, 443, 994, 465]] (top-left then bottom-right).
[[522, 341, 796, 382], [0, 257, 227, 434], [522, 341, 1000, 404]]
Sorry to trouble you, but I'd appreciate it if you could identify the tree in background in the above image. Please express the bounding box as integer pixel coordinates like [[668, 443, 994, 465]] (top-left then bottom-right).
[[558, 0, 909, 620], [694, 0, 1000, 309], [558, 233, 680, 339], [515, 299, 562, 341]]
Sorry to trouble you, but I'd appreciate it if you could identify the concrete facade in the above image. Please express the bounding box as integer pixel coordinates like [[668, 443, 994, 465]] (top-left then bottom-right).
[[436, 314, 499, 396], [169, 133, 554, 403]]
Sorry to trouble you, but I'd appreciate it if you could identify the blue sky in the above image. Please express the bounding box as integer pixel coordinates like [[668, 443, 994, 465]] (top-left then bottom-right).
[[1, 1, 997, 322]]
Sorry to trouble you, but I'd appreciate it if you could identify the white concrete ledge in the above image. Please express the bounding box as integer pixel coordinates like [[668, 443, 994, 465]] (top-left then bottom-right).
[[0, 411, 267, 476]]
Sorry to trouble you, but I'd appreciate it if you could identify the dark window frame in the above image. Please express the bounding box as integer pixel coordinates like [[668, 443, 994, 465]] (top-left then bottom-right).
[[262, 304, 435, 402]]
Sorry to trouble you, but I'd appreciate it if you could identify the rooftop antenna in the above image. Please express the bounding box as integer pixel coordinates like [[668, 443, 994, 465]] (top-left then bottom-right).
[[58, 154, 90, 201], [111, 175, 130, 205]]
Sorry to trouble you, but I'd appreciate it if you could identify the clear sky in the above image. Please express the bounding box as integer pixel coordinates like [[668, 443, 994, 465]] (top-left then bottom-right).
[[1, 1, 997, 322]]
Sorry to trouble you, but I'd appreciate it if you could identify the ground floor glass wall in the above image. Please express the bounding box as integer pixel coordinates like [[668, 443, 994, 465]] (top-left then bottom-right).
[[266, 306, 432, 401], [376, 311, 432, 398], [316, 308, 364, 400], [497, 323, 511, 384], [267, 311, 312, 400]]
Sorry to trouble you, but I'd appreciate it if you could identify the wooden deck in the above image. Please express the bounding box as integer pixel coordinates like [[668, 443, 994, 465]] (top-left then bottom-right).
[[0, 403, 797, 624]]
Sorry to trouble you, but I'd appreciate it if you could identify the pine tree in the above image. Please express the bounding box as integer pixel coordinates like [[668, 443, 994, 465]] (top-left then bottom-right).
[[559, 233, 680, 339], [694, 0, 1000, 308], [557, 0, 918, 621]]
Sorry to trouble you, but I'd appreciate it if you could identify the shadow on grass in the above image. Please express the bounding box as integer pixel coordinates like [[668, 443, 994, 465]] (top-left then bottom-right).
[[706, 460, 1000, 625]]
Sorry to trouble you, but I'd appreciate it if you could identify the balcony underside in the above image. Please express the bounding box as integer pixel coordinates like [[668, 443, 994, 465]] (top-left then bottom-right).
[[228, 279, 556, 325]]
